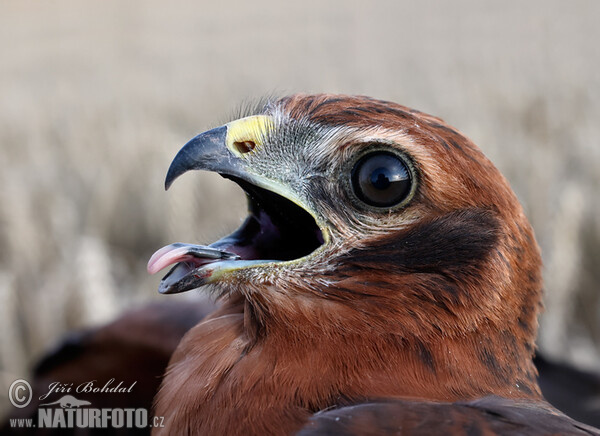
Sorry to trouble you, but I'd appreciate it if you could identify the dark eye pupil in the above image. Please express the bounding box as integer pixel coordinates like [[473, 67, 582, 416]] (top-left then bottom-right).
[[351, 152, 412, 208], [371, 168, 391, 190]]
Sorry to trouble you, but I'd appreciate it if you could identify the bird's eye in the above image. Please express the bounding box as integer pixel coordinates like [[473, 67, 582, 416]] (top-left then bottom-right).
[[350, 152, 412, 208]]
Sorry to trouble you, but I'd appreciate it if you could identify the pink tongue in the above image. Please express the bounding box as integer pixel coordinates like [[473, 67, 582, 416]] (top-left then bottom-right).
[[147, 245, 203, 275]]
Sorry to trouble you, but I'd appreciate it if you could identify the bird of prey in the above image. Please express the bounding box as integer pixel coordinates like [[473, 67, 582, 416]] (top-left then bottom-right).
[[148, 94, 598, 435]]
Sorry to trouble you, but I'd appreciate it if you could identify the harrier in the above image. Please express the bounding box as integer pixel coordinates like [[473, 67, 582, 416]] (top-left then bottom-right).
[[149, 94, 599, 435]]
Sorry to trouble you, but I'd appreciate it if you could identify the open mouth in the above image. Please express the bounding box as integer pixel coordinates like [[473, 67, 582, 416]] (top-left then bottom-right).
[[148, 175, 325, 294]]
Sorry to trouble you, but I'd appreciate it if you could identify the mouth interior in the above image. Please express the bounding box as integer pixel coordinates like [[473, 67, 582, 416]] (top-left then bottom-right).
[[212, 175, 324, 262], [149, 174, 326, 293]]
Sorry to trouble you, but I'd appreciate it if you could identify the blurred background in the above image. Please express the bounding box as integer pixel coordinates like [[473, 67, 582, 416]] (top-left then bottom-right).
[[1, 0, 599, 416]]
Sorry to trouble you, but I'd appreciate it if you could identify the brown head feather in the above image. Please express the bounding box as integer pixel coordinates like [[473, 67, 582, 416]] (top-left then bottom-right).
[[154, 94, 547, 435]]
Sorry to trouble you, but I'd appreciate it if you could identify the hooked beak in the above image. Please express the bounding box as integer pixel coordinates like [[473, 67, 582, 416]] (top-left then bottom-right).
[[148, 117, 326, 295], [166, 126, 243, 190]]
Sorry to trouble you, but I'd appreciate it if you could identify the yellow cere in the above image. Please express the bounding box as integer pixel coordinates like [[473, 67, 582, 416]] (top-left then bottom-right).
[[226, 115, 275, 157]]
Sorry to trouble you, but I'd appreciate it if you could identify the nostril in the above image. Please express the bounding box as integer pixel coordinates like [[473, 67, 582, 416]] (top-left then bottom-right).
[[233, 140, 256, 154]]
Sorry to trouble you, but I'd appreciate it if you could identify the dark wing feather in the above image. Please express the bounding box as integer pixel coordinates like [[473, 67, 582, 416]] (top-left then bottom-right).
[[1, 299, 214, 435], [299, 396, 600, 436], [536, 354, 600, 428]]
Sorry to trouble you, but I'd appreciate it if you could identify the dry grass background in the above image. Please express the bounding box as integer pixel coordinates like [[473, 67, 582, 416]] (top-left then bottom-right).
[[1, 0, 599, 415]]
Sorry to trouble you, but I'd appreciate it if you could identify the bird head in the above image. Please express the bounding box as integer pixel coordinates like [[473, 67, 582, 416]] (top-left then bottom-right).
[[148, 94, 542, 396]]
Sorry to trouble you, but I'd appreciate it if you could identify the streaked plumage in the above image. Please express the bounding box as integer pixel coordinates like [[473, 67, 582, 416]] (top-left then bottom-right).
[[143, 94, 600, 435]]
